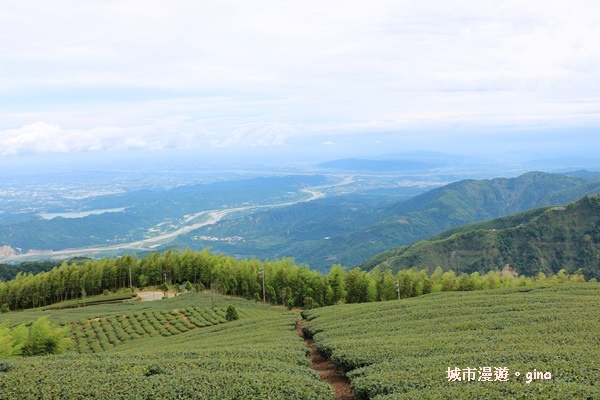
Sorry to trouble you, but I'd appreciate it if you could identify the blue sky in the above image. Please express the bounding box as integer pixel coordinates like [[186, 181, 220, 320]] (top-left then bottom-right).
[[1, 1, 599, 160]]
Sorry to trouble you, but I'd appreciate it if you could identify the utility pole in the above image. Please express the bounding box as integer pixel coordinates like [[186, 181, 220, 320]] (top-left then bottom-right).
[[396, 279, 401, 300], [259, 267, 266, 303], [129, 265, 133, 289]]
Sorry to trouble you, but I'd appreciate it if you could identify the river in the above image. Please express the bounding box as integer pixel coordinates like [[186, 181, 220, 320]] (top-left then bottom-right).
[[0, 177, 353, 262]]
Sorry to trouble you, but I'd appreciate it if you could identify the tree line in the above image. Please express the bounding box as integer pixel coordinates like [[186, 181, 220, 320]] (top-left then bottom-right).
[[0, 260, 63, 282], [0, 248, 589, 311]]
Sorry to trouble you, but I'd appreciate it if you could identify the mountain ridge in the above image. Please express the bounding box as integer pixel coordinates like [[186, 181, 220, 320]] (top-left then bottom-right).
[[360, 194, 600, 280], [180, 171, 600, 270]]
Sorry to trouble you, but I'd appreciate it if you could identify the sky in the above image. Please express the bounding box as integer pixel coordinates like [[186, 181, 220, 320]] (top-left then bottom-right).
[[1, 0, 599, 162]]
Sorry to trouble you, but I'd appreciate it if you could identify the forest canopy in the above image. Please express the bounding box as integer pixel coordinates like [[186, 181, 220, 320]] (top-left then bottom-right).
[[0, 249, 588, 312]]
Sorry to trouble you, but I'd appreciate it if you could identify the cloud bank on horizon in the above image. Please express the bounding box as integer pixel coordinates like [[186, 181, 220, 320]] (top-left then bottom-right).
[[1, 0, 599, 158]]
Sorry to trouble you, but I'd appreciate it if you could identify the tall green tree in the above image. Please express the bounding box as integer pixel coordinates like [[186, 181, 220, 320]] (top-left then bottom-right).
[[327, 264, 347, 305]]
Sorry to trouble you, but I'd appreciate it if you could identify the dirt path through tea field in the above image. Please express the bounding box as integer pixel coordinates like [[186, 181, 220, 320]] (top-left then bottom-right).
[[296, 319, 355, 400]]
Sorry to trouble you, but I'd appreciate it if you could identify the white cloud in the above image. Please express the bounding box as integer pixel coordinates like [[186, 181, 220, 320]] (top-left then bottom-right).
[[0, 1, 599, 157], [1, 122, 69, 156], [0, 119, 293, 156]]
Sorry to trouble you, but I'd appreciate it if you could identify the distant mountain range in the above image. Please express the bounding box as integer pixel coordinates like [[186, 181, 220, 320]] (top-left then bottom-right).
[[360, 194, 600, 280], [563, 170, 600, 180], [317, 158, 440, 171], [183, 171, 600, 271], [316, 151, 474, 172]]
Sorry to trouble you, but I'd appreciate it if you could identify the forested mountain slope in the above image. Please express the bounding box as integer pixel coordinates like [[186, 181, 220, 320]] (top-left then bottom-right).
[[332, 171, 600, 267], [185, 172, 600, 271], [361, 195, 600, 280]]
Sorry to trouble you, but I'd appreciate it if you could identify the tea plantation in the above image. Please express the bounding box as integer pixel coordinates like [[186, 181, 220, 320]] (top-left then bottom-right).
[[67, 306, 245, 353], [1, 285, 598, 399], [302, 283, 600, 399], [0, 306, 334, 399]]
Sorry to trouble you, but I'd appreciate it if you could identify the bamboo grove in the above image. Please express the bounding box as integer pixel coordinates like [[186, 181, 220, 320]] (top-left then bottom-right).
[[0, 249, 588, 311]]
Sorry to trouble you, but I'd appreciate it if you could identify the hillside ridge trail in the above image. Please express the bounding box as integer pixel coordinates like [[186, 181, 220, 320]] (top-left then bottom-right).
[[295, 319, 356, 400]]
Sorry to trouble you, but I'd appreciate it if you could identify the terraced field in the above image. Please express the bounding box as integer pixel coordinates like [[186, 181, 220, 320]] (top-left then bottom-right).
[[0, 306, 333, 399], [67, 306, 245, 353], [302, 283, 600, 399], [0, 291, 269, 326]]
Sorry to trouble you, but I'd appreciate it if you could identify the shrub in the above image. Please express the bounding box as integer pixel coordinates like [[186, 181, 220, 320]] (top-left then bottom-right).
[[225, 305, 239, 321], [20, 317, 70, 356]]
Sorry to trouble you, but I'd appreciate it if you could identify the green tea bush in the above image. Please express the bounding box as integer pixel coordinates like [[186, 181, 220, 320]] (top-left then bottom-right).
[[0, 361, 12, 372], [0, 310, 334, 399], [67, 307, 233, 353], [303, 284, 600, 399]]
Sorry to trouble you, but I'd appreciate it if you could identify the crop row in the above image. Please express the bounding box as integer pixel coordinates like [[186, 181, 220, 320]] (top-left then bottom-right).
[[41, 292, 138, 310], [68, 306, 230, 353], [302, 283, 600, 399], [0, 310, 333, 399]]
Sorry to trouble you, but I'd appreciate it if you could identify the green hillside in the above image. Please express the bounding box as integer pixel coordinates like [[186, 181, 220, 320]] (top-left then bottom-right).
[[361, 195, 600, 280], [189, 171, 600, 270], [176, 192, 399, 270], [0, 306, 333, 399], [302, 284, 600, 399], [67, 306, 234, 353], [1, 265, 597, 399], [337, 172, 600, 267]]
